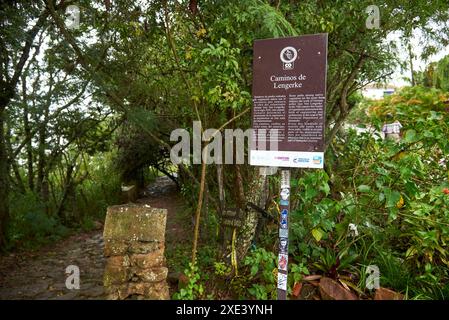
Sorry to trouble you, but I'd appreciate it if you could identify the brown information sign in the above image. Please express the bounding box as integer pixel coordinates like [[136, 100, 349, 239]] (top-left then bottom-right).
[[250, 34, 328, 168]]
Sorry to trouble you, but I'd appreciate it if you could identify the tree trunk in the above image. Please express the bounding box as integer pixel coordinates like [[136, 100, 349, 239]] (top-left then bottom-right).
[[6, 122, 25, 193], [408, 43, 415, 86], [36, 101, 49, 195], [0, 106, 10, 248], [22, 77, 34, 190], [0, 4, 49, 249], [236, 170, 267, 262]]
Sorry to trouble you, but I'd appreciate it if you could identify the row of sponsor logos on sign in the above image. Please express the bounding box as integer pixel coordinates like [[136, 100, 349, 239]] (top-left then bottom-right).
[[250, 151, 324, 168]]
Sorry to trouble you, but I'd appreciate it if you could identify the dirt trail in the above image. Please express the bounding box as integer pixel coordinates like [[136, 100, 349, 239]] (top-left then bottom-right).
[[0, 176, 185, 300]]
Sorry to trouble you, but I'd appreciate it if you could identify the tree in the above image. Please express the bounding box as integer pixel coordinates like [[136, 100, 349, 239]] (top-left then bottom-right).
[[4, 0, 449, 261], [0, 1, 52, 248], [434, 55, 449, 91]]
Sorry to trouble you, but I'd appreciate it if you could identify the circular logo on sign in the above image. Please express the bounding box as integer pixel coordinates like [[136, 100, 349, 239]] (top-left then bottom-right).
[[280, 46, 297, 64]]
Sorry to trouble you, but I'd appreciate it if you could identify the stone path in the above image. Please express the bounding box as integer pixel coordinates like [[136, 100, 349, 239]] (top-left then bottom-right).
[[0, 230, 105, 300], [0, 176, 185, 300]]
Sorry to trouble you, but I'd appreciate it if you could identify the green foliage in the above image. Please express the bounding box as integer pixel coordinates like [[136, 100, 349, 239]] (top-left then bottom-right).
[[214, 261, 232, 277], [6, 151, 121, 249], [3, 0, 449, 300], [433, 55, 449, 92], [239, 86, 449, 299], [173, 262, 205, 300], [290, 262, 310, 284], [74, 151, 122, 221], [243, 248, 277, 299], [7, 191, 69, 249]]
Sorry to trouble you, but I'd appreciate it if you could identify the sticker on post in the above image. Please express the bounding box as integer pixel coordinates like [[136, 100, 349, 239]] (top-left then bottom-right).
[[278, 254, 288, 271], [279, 228, 288, 238], [277, 272, 287, 290], [280, 199, 289, 206], [280, 188, 290, 200], [279, 237, 288, 254], [281, 170, 290, 188], [281, 209, 288, 219], [280, 216, 288, 229]]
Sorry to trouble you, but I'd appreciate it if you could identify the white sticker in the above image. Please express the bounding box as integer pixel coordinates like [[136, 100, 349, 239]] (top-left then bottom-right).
[[279, 228, 288, 238], [281, 170, 290, 189], [279, 237, 288, 253], [277, 272, 287, 290], [280, 188, 290, 200]]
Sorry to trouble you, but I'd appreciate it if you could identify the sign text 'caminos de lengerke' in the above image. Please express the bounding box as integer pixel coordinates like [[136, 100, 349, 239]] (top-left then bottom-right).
[[250, 34, 328, 168]]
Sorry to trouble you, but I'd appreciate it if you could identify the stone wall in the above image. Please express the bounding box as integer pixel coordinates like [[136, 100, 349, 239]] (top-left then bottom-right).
[[103, 204, 169, 299]]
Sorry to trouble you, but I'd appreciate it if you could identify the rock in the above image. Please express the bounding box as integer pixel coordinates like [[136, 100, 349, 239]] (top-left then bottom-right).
[[319, 277, 358, 300], [106, 281, 169, 300], [296, 283, 317, 300], [131, 248, 165, 269], [167, 272, 181, 285], [51, 291, 79, 300], [103, 264, 131, 286], [106, 255, 131, 268], [103, 204, 167, 243], [374, 287, 404, 300], [104, 259, 167, 286], [103, 204, 170, 300], [82, 286, 104, 298], [133, 267, 168, 283], [104, 239, 164, 257]]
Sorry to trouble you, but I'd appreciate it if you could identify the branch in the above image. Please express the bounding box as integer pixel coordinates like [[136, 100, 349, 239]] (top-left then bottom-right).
[[45, 0, 126, 114], [9, 8, 50, 89], [12, 79, 91, 158], [353, 71, 395, 93], [325, 53, 366, 149]]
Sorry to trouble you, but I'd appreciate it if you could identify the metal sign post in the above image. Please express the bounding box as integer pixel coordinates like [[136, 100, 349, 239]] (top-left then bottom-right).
[[277, 169, 290, 300]]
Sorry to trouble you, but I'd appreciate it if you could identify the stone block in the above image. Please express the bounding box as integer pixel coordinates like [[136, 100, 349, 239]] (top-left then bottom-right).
[[103, 204, 167, 243], [104, 239, 163, 257], [132, 267, 168, 283], [130, 247, 165, 269], [103, 203, 169, 300], [105, 281, 169, 300], [104, 263, 131, 287]]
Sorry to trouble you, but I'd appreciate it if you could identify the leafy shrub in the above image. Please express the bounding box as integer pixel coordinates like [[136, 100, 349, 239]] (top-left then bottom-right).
[[243, 248, 277, 299], [173, 262, 205, 300], [7, 191, 69, 249], [283, 86, 449, 298]]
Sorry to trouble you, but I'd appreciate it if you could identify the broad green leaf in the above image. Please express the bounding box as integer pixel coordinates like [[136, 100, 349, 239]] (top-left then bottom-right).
[[404, 129, 417, 143], [357, 185, 371, 193], [385, 189, 401, 208], [311, 228, 324, 242]]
